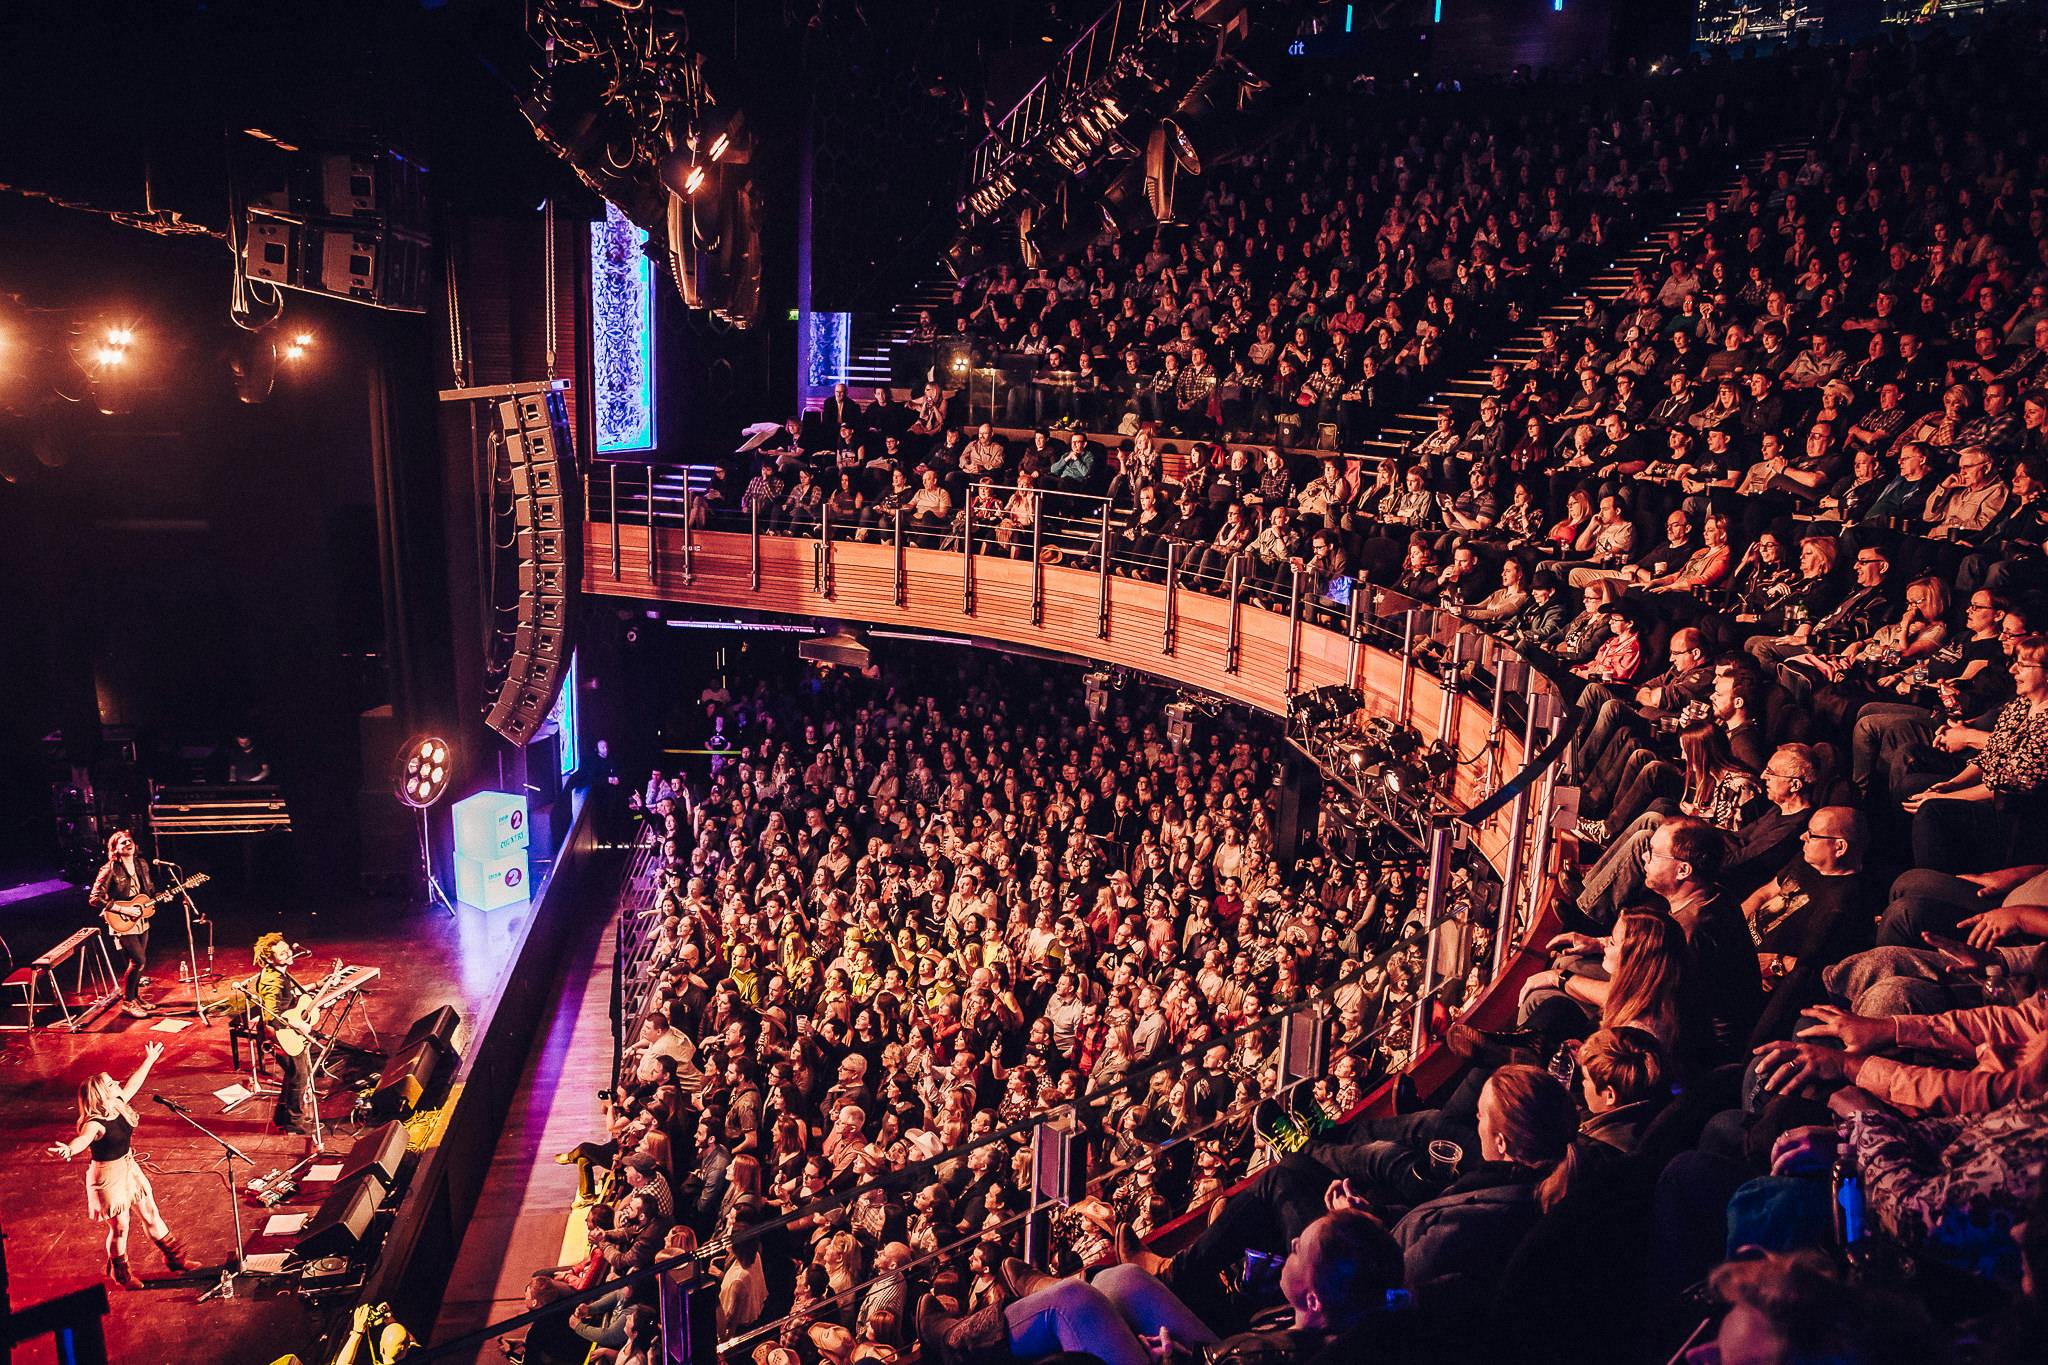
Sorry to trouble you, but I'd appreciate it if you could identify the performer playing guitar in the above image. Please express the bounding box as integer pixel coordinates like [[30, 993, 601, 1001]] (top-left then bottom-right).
[[252, 932, 317, 1135], [87, 832, 157, 1017]]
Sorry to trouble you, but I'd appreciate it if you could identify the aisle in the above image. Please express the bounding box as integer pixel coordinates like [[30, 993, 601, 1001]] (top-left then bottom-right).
[[429, 900, 618, 1360]]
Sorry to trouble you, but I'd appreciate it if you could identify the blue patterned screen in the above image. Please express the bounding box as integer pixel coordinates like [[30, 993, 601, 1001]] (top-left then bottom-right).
[[590, 202, 657, 453], [802, 310, 853, 399]]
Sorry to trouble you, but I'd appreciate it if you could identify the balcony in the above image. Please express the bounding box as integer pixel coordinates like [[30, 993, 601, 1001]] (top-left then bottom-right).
[[582, 465, 1573, 980]]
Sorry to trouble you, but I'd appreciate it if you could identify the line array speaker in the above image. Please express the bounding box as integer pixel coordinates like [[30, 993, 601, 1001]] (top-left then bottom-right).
[[238, 144, 431, 313], [486, 384, 580, 743]]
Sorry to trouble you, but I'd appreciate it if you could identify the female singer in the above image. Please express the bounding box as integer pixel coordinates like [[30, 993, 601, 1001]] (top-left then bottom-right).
[[47, 1041, 190, 1288]]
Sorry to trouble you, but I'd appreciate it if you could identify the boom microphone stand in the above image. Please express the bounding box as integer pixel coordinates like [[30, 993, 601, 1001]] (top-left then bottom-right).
[[151, 1094, 252, 1301]]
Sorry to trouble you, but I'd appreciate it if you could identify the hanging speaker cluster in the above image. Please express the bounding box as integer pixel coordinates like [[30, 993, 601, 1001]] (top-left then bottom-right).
[[485, 383, 580, 743]]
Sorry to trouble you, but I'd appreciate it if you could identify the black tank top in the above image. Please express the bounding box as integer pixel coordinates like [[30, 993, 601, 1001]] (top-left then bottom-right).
[[88, 1112, 133, 1162]]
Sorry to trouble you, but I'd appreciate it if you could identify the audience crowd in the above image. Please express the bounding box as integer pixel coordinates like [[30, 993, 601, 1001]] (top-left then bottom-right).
[[514, 652, 1476, 1365], [537, 18, 2048, 1365]]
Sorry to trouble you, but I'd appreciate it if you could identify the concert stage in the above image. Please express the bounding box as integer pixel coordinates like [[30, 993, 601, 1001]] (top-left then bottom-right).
[[0, 812, 599, 1365]]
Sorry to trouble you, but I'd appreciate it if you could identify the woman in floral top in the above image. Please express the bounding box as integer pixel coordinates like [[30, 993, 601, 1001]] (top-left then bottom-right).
[[1904, 634, 2048, 872]]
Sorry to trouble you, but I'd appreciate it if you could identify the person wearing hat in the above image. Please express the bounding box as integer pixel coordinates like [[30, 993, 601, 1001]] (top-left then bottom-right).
[[1507, 565, 1572, 652], [1572, 600, 1644, 686], [620, 1151, 675, 1224]]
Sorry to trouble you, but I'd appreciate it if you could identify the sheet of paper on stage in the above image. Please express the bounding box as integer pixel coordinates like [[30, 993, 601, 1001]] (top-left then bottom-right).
[[214, 1082, 254, 1107], [308, 1163, 344, 1182], [264, 1213, 309, 1237], [150, 1017, 195, 1033]]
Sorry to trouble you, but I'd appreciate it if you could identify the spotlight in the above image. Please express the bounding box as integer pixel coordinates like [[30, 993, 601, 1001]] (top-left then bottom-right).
[[395, 736, 454, 809], [106, 326, 135, 347], [94, 345, 126, 368], [682, 165, 706, 196], [696, 109, 751, 166]]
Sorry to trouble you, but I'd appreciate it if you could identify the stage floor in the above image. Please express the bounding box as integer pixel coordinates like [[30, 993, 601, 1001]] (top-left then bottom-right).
[[0, 876, 537, 1365]]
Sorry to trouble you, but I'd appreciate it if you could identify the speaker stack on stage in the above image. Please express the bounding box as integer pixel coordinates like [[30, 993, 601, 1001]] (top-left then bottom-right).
[[369, 1006, 462, 1120], [484, 382, 581, 743], [289, 1118, 415, 1270]]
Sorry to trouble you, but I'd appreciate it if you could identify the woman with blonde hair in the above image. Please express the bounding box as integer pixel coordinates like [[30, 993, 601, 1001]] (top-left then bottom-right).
[[1518, 910, 1688, 1060], [47, 1041, 190, 1288]]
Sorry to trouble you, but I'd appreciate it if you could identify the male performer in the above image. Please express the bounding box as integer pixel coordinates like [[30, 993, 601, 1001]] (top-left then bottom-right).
[[87, 831, 156, 1017], [252, 932, 317, 1134]]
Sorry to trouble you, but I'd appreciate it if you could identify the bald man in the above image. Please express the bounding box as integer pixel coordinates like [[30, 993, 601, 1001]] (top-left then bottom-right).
[[1741, 805, 1878, 1043]]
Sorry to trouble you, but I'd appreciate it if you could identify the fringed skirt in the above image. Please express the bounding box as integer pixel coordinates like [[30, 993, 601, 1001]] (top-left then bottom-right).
[[86, 1153, 157, 1223]]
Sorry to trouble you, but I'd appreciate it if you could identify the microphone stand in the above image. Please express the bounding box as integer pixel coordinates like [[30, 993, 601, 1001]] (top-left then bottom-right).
[[153, 1095, 253, 1301], [154, 854, 212, 1025]]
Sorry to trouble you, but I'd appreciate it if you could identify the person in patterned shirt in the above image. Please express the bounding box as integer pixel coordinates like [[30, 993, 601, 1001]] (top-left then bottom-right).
[[1904, 634, 2048, 872]]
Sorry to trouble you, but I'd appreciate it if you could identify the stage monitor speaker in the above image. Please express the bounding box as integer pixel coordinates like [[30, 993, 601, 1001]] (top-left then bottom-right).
[[334, 1119, 410, 1193], [293, 1170, 384, 1262], [370, 1036, 449, 1120], [404, 1005, 462, 1053]]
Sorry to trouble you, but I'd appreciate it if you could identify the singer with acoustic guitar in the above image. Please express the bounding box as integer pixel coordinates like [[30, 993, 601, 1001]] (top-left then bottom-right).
[[88, 831, 159, 1017], [252, 931, 317, 1134], [46, 1040, 192, 1289]]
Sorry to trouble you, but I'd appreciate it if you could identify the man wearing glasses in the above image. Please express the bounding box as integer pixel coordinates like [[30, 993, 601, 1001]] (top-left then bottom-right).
[[1556, 816, 1764, 1068], [1739, 807, 1876, 1043], [1925, 444, 2009, 542], [1570, 628, 1717, 821], [1573, 744, 1820, 929], [1746, 542, 1894, 680]]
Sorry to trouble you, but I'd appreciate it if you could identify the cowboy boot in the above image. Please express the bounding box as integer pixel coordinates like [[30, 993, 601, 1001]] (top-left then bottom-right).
[[936, 1303, 1012, 1360], [999, 1256, 1058, 1298], [155, 1232, 191, 1273], [109, 1253, 143, 1289]]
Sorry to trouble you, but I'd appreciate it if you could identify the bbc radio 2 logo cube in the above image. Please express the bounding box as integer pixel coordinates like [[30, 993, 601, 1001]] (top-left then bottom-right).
[[454, 790, 531, 910]]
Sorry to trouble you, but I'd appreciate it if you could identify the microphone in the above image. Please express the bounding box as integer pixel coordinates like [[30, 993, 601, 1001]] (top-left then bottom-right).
[[152, 1094, 188, 1114]]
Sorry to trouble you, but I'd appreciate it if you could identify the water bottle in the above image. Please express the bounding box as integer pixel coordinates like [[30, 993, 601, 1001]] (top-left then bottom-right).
[[1831, 1146, 1866, 1255]]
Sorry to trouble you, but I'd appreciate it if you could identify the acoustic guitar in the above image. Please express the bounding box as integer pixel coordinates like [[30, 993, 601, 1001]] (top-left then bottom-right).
[[100, 874, 211, 935], [265, 963, 347, 1057]]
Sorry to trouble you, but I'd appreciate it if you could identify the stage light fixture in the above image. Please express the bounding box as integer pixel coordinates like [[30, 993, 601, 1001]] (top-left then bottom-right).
[[395, 736, 454, 810], [682, 165, 707, 196]]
